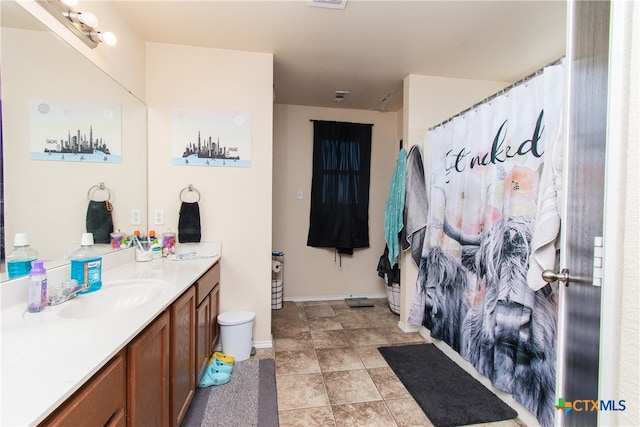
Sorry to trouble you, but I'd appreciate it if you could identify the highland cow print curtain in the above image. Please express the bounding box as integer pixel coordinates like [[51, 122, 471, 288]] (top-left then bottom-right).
[[410, 63, 564, 427]]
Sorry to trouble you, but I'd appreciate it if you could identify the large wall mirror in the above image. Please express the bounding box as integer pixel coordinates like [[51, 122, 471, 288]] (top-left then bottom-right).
[[1, 0, 148, 282]]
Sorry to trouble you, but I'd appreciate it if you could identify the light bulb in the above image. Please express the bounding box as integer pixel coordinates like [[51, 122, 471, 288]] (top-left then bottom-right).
[[90, 31, 118, 46], [66, 11, 99, 28], [77, 12, 98, 28], [61, 0, 79, 6], [99, 31, 117, 46]]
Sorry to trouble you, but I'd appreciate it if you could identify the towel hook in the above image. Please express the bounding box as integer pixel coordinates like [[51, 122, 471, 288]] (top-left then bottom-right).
[[87, 182, 112, 201], [179, 184, 201, 202]]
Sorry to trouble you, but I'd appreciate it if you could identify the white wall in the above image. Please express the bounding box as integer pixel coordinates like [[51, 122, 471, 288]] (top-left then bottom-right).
[[145, 43, 274, 346], [600, 1, 640, 425], [272, 104, 399, 300]]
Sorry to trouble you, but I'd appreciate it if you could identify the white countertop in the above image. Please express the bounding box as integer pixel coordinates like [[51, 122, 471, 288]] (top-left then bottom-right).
[[0, 243, 220, 426]]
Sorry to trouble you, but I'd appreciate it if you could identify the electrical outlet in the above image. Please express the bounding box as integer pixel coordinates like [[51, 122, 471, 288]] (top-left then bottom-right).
[[153, 209, 165, 226], [131, 209, 142, 225]]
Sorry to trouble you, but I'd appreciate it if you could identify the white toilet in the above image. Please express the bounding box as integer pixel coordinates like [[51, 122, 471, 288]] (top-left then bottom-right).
[[217, 311, 255, 361]]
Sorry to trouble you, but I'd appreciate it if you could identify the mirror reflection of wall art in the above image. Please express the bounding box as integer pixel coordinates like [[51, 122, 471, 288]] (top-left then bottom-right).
[[29, 97, 122, 163], [171, 107, 252, 167]]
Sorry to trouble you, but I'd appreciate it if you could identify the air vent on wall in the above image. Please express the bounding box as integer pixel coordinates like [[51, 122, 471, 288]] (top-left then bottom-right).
[[309, 0, 348, 10], [334, 91, 350, 103]]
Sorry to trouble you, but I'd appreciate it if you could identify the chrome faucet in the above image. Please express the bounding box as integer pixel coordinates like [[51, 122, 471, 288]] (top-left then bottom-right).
[[47, 281, 91, 306]]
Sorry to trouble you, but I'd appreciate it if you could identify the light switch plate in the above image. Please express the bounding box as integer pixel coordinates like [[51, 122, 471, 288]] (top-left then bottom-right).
[[153, 209, 165, 226], [131, 209, 142, 225]]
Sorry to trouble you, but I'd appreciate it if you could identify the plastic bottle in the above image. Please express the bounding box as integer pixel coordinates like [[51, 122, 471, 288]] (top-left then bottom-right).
[[6, 233, 38, 279], [151, 240, 162, 259], [70, 233, 102, 294], [27, 260, 47, 313]]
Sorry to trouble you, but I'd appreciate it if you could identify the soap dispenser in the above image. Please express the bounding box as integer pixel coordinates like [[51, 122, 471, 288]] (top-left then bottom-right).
[[27, 260, 47, 313]]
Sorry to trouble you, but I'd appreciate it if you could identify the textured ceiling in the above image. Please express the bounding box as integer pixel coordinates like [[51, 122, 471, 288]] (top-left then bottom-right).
[[114, 0, 567, 112]]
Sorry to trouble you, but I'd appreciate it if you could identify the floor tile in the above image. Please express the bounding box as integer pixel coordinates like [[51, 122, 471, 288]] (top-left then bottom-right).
[[278, 406, 336, 426], [310, 329, 351, 349], [307, 316, 343, 331], [275, 349, 320, 375], [367, 367, 411, 400], [305, 304, 336, 318], [336, 311, 372, 329], [323, 369, 382, 405], [385, 398, 433, 427], [275, 331, 315, 352], [317, 346, 365, 372], [276, 373, 330, 411], [345, 328, 391, 346], [380, 327, 428, 344], [353, 345, 390, 369], [332, 401, 397, 426]]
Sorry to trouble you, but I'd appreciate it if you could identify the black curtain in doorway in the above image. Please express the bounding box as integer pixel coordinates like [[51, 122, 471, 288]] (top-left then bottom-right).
[[307, 120, 372, 254]]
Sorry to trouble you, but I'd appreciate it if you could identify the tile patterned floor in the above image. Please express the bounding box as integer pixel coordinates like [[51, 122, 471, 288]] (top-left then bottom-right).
[[252, 299, 528, 427]]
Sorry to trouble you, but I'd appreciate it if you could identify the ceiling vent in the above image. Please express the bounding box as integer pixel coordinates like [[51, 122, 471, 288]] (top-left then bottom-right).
[[333, 90, 350, 103], [309, 0, 347, 10]]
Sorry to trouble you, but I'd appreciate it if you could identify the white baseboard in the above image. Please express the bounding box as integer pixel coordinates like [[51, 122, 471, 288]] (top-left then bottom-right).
[[253, 337, 273, 349], [283, 293, 387, 302], [397, 320, 420, 332]]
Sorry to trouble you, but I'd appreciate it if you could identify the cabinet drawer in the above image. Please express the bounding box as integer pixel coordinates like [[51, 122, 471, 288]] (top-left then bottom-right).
[[196, 262, 220, 306], [41, 351, 126, 427]]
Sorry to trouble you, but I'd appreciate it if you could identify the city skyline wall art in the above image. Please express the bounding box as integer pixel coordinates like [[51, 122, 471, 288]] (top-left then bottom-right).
[[29, 97, 122, 163], [171, 107, 252, 167]]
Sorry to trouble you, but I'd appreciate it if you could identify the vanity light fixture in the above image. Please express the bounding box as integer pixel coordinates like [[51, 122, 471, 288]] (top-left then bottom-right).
[[37, 0, 117, 49]]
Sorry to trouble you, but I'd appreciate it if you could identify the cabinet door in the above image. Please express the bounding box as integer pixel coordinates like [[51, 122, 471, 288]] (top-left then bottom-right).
[[40, 351, 126, 427], [209, 284, 220, 353], [127, 311, 170, 427], [195, 290, 211, 384], [170, 286, 196, 427]]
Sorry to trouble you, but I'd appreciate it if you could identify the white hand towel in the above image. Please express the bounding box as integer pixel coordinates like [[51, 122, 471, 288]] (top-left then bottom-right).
[[527, 110, 565, 291]]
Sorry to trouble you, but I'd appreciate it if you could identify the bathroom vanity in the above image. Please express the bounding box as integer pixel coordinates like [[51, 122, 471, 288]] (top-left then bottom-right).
[[0, 244, 220, 427]]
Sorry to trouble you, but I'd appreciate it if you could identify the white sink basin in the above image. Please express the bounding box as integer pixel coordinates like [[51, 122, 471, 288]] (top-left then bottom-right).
[[59, 279, 169, 319]]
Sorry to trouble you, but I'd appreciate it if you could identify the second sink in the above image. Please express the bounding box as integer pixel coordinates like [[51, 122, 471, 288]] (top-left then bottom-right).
[[58, 279, 169, 319]]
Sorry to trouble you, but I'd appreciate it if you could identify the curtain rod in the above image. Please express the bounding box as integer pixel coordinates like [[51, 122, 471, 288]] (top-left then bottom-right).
[[309, 119, 374, 126], [428, 57, 565, 132]]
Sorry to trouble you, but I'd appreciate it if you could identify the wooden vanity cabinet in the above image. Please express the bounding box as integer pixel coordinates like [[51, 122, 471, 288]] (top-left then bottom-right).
[[40, 350, 127, 427], [195, 262, 221, 383], [38, 261, 220, 427], [170, 286, 196, 427], [127, 310, 170, 427]]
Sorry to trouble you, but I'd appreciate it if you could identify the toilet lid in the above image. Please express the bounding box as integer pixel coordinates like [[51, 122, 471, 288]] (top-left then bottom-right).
[[217, 310, 256, 325]]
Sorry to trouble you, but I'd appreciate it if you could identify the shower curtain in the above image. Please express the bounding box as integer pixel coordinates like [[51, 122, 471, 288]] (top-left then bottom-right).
[[410, 63, 564, 427]]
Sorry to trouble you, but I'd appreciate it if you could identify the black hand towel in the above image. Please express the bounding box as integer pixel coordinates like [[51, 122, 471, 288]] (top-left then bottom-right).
[[86, 200, 114, 244], [178, 201, 201, 243]]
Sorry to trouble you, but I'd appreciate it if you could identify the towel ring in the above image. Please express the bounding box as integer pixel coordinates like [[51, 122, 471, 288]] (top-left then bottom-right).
[[87, 182, 112, 201], [180, 184, 201, 202]]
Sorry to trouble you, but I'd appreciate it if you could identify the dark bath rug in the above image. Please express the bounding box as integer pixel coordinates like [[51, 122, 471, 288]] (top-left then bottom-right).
[[378, 343, 518, 427]]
